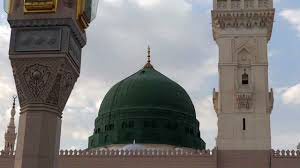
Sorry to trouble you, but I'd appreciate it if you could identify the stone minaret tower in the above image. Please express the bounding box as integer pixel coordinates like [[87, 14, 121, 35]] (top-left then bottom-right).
[[4, 97, 17, 153], [212, 0, 275, 151], [4, 0, 99, 168]]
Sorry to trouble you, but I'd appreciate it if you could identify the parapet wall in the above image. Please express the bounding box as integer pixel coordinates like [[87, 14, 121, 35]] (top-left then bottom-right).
[[0, 151, 14, 168], [58, 149, 216, 168], [271, 150, 300, 168], [1, 149, 300, 168], [0, 149, 216, 168]]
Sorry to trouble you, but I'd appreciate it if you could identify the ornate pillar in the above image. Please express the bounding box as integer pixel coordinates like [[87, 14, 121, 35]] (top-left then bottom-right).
[[4, 0, 99, 168]]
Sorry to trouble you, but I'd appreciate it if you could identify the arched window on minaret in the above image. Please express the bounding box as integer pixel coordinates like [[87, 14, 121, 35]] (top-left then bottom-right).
[[242, 69, 249, 85]]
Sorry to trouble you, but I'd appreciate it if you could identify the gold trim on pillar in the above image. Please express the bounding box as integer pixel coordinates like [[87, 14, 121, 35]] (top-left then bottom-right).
[[24, 0, 57, 13], [76, 0, 89, 30]]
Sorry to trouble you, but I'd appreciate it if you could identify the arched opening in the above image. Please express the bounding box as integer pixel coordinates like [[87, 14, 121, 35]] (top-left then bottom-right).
[[104, 135, 109, 143], [242, 69, 249, 85]]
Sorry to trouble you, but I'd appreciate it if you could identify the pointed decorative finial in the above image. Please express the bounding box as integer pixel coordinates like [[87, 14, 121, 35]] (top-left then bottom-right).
[[13, 96, 17, 108], [144, 46, 153, 68], [147, 45, 151, 63], [11, 96, 17, 117]]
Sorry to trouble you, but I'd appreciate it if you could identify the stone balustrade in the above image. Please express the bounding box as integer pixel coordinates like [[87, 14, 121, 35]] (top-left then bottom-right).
[[58, 149, 214, 157], [1, 149, 300, 168], [272, 150, 300, 158], [0, 150, 15, 157], [1, 149, 214, 158], [2, 149, 300, 158]]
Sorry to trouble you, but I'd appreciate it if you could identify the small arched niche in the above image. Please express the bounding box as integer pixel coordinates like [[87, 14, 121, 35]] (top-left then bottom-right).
[[237, 48, 251, 65]]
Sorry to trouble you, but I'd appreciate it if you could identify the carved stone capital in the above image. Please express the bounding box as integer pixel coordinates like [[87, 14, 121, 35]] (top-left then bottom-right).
[[8, 18, 86, 48], [11, 58, 78, 115], [212, 9, 275, 40]]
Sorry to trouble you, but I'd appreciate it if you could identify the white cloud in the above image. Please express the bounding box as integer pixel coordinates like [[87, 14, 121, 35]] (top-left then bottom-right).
[[272, 133, 300, 150], [129, 0, 161, 8], [60, 77, 112, 149], [282, 83, 300, 105], [196, 96, 217, 131], [195, 96, 218, 149], [71, 129, 90, 141], [0, 22, 18, 150], [280, 9, 300, 34], [67, 78, 111, 109], [103, 0, 123, 7]]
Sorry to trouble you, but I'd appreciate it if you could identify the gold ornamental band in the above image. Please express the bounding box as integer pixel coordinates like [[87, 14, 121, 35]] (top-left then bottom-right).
[[24, 0, 57, 13]]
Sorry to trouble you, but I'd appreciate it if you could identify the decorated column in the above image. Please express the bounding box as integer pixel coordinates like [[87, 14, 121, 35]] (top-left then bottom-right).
[[4, 0, 99, 168]]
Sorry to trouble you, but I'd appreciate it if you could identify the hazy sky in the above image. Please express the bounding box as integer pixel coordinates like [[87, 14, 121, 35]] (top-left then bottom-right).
[[0, 0, 299, 150]]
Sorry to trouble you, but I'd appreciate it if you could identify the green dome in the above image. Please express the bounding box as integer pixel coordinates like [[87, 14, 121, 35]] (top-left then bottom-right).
[[88, 64, 206, 149]]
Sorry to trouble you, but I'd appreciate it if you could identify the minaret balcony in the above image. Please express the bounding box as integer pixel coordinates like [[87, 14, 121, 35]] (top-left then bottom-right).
[[213, 0, 273, 11]]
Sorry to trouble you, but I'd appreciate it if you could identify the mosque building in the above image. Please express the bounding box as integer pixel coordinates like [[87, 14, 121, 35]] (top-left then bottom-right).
[[0, 0, 300, 168]]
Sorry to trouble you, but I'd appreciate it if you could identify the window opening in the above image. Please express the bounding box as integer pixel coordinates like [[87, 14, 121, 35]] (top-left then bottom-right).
[[104, 135, 108, 143], [243, 118, 246, 130], [144, 120, 150, 128], [242, 69, 249, 85], [122, 122, 127, 129], [129, 121, 134, 128]]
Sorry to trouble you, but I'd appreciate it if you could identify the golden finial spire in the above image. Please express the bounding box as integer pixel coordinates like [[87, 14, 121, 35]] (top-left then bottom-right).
[[147, 45, 151, 63], [144, 46, 153, 68]]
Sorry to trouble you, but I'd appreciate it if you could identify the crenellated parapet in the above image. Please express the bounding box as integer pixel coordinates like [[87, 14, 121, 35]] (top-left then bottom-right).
[[58, 149, 215, 157], [272, 150, 300, 158]]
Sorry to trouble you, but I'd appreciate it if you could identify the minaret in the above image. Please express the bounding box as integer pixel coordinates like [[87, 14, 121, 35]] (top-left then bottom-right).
[[4, 96, 17, 153], [212, 0, 275, 151]]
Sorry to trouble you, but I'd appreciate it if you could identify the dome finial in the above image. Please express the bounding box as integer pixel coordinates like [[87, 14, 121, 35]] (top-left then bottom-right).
[[144, 45, 153, 68], [147, 45, 151, 63]]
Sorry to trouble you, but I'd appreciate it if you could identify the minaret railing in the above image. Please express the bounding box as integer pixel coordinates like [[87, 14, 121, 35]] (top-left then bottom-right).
[[215, 0, 272, 10]]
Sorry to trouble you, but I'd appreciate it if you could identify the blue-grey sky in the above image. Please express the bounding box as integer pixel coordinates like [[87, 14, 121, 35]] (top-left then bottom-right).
[[0, 0, 299, 150]]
